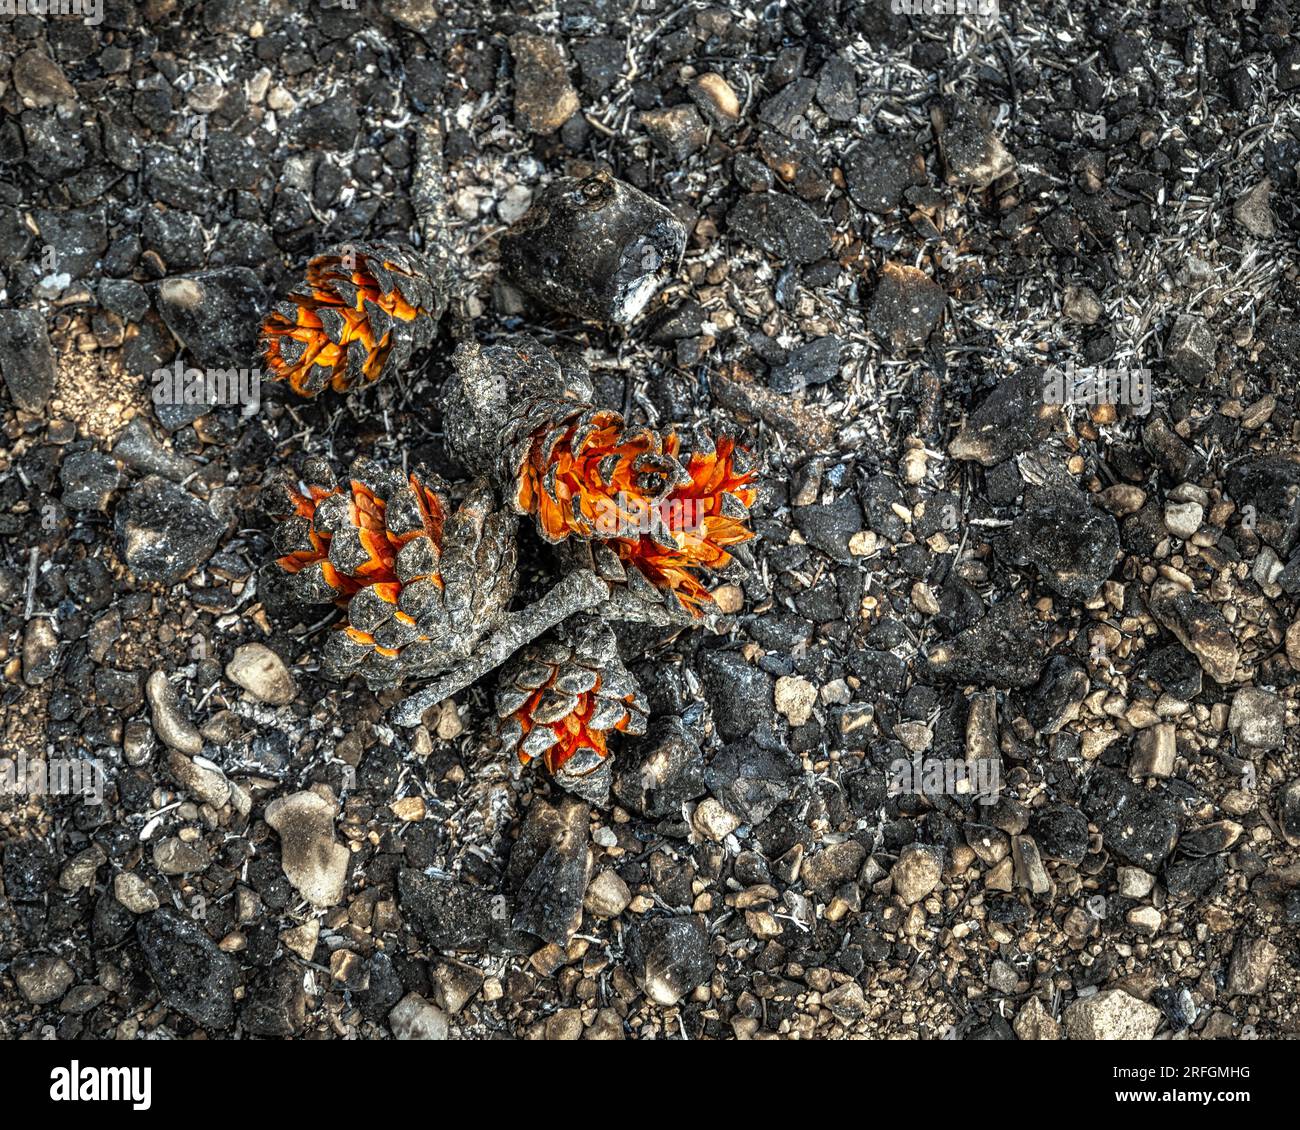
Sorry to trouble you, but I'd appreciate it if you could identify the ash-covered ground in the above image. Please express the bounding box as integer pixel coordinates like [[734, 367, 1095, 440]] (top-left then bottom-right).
[[1, 0, 1298, 1041]]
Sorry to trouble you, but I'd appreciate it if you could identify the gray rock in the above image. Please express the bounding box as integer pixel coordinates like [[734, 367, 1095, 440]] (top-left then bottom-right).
[[583, 869, 632, 919], [136, 909, 236, 1030], [0, 308, 57, 413], [1228, 687, 1285, 752], [166, 750, 230, 808], [1225, 935, 1276, 995], [640, 105, 708, 162], [12, 953, 75, 1005], [111, 416, 199, 482], [58, 843, 106, 892], [145, 670, 202, 754], [225, 643, 297, 705], [802, 840, 867, 897], [1064, 989, 1162, 1040], [1012, 835, 1051, 895], [115, 476, 229, 585], [509, 33, 579, 135], [12, 49, 78, 110], [113, 872, 160, 913], [1062, 284, 1103, 325], [389, 992, 449, 1039], [264, 790, 350, 908], [1233, 179, 1274, 238], [151, 837, 211, 875]]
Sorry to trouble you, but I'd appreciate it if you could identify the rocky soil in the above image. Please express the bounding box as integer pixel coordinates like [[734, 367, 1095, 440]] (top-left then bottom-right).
[[1, 0, 1298, 1040]]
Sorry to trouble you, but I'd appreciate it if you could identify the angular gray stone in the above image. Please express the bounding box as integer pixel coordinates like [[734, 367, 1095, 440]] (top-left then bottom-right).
[[136, 909, 236, 1030], [1064, 989, 1161, 1040], [115, 476, 229, 586], [264, 790, 350, 908], [388, 992, 449, 1039], [0, 308, 57, 413], [225, 643, 297, 705]]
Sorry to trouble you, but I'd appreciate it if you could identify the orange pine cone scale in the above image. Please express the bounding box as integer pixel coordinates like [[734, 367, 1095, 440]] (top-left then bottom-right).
[[496, 616, 646, 803], [265, 455, 516, 689], [501, 397, 757, 614], [260, 241, 445, 397]]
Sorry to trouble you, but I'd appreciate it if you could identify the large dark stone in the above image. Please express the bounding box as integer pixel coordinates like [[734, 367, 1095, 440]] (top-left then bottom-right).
[[136, 910, 236, 1030]]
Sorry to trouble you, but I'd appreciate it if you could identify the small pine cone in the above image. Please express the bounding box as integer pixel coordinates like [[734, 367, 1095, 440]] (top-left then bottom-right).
[[496, 616, 647, 803], [501, 396, 757, 614], [265, 456, 516, 689], [260, 241, 446, 397]]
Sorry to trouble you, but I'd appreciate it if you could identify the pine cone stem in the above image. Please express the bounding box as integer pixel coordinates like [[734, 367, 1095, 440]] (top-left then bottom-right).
[[390, 569, 610, 727]]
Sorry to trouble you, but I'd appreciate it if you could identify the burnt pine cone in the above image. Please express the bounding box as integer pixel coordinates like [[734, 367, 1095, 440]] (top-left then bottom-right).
[[266, 456, 517, 689], [260, 241, 445, 397], [500, 396, 757, 615], [496, 616, 647, 802]]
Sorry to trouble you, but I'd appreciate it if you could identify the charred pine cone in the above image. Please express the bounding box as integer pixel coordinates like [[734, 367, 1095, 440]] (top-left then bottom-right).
[[495, 616, 646, 804], [502, 398, 757, 616], [260, 241, 446, 397], [443, 336, 758, 618], [265, 456, 516, 689]]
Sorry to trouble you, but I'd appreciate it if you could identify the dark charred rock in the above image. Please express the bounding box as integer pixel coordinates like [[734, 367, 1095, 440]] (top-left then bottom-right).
[[508, 797, 592, 946], [114, 476, 231, 586], [925, 598, 1050, 688], [397, 870, 535, 956], [1000, 485, 1121, 600], [1083, 771, 1180, 869], [728, 192, 830, 263], [499, 172, 686, 326], [0, 308, 57, 413], [136, 910, 237, 1030]]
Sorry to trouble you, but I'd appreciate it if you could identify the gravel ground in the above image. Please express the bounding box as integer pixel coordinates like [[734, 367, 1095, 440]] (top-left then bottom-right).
[[1, 0, 1298, 1041]]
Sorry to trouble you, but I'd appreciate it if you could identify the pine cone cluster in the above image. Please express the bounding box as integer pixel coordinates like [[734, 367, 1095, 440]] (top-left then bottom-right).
[[260, 241, 445, 397], [501, 396, 758, 614], [265, 456, 516, 689], [495, 617, 647, 802]]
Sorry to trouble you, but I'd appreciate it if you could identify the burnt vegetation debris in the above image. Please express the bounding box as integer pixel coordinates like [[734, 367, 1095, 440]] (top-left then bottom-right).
[[0, 0, 1298, 1044]]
